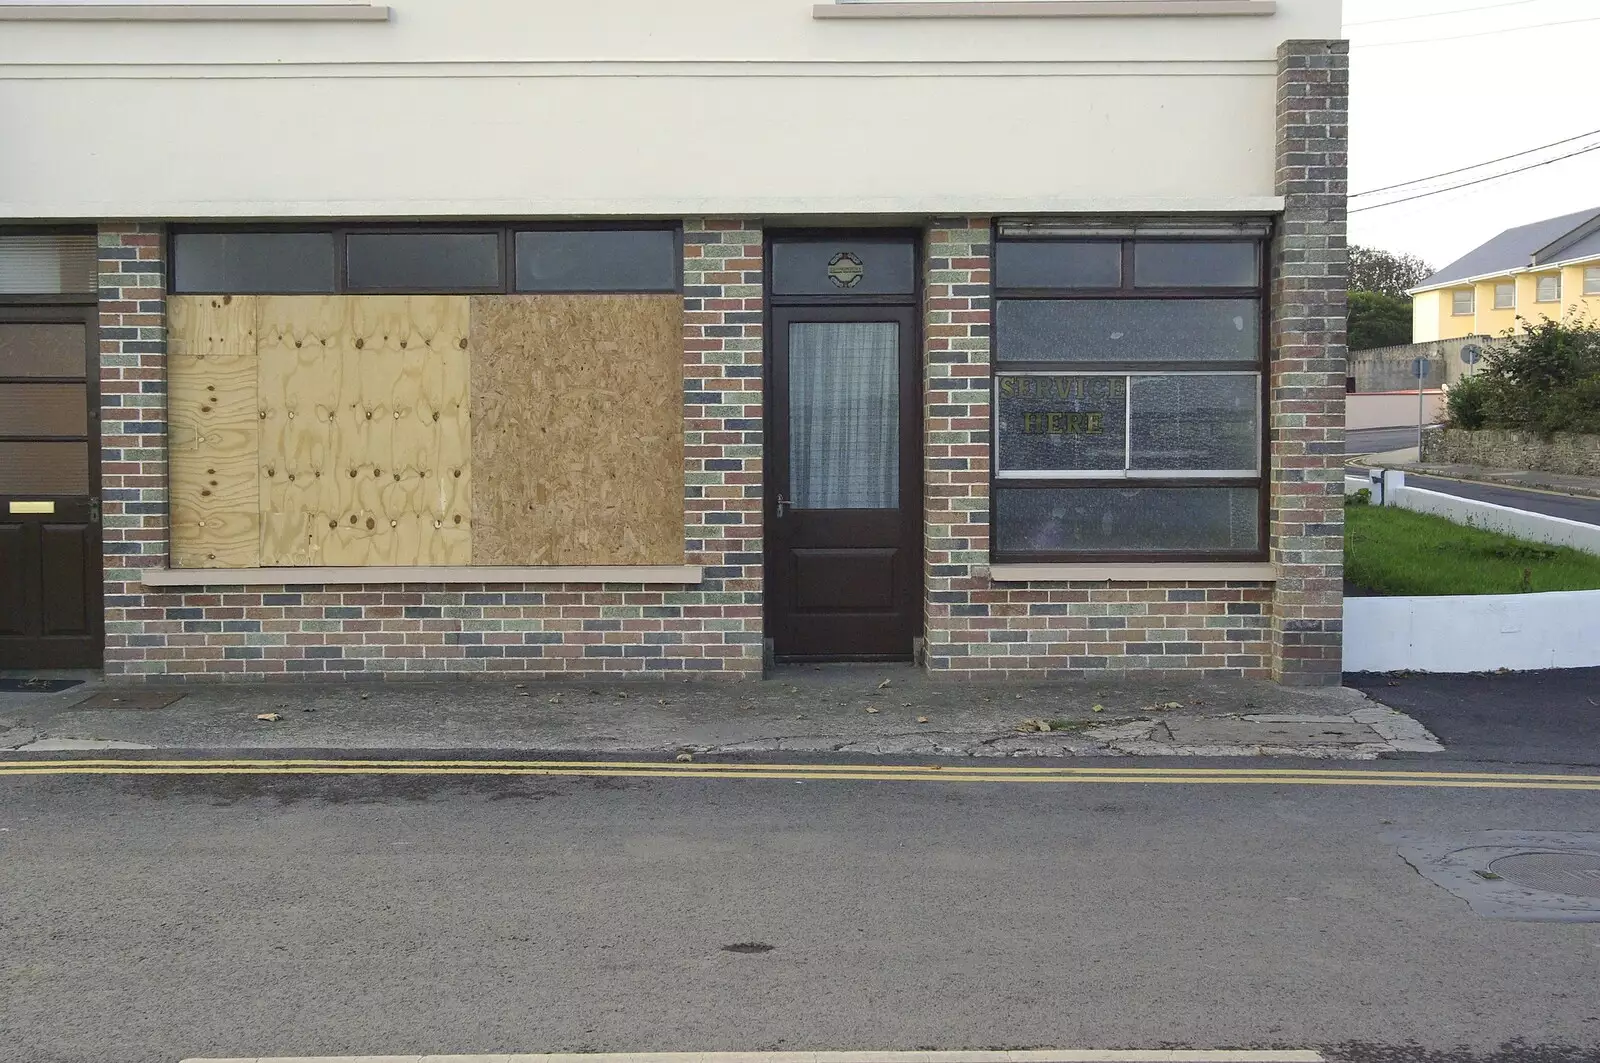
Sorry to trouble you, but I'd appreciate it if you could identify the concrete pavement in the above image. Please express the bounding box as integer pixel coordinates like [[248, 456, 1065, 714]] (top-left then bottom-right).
[[0, 669, 1442, 760]]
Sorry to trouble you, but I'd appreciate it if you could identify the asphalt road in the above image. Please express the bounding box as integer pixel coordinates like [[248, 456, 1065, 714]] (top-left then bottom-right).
[[1347, 426, 1423, 455], [1347, 668, 1600, 768], [4, 745, 1600, 1062], [1401, 472, 1600, 527]]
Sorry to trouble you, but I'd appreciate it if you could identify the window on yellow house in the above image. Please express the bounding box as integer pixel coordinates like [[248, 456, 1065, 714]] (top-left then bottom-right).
[[1494, 282, 1515, 309], [1451, 289, 1474, 315], [1536, 275, 1562, 303], [1585, 267, 1600, 296]]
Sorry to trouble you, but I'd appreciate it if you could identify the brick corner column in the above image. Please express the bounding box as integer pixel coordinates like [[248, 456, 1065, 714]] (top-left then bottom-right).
[[922, 218, 993, 674], [1270, 40, 1349, 686], [682, 218, 765, 676], [97, 222, 169, 678]]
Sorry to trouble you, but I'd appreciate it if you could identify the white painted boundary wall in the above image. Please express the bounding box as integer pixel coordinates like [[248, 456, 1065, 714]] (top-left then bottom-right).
[[1344, 590, 1600, 672], [1390, 482, 1600, 556]]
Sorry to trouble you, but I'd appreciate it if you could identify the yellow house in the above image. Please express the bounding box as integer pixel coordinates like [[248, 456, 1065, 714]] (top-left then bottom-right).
[[1411, 206, 1600, 341]]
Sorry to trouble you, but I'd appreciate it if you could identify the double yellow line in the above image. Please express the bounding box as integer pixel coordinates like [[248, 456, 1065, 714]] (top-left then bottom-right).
[[1, 757, 1599, 791]]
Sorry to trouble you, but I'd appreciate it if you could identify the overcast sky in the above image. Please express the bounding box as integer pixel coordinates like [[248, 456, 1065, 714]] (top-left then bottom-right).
[[1344, 0, 1600, 272]]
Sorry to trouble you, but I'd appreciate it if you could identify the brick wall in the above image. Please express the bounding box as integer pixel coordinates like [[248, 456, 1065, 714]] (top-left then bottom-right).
[[1269, 40, 1350, 686], [920, 224, 1278, 678], [96, 219, 765, 679]]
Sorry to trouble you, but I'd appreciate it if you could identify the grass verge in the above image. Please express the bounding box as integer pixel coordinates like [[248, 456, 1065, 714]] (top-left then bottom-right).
[[1345, 502, 1600, 596]]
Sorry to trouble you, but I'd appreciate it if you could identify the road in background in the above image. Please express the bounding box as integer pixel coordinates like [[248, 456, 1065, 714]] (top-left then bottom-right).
[[1346, 426, 1422, 455]]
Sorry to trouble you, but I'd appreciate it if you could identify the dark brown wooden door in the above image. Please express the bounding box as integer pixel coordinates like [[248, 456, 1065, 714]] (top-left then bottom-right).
[[769, 305, 920, 661], [0, 309, 101, 668]]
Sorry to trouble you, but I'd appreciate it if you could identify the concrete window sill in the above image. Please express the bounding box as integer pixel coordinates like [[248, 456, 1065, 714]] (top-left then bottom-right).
[[0, 4, 389, 21], [988, 562, 1278, 583], [814, 1, 1275, 19], [139, 565, 703, 587]]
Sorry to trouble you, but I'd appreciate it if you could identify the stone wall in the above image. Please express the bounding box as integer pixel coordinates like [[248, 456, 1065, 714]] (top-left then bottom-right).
[[1350, 336, 1486, 392], [1422, 428, 1600, 478]]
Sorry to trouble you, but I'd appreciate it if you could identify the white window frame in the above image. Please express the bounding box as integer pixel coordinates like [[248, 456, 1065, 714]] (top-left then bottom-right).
[[1493, 281, 1515, 310], [1451, 289, 1475, 316], [1585, 267, 1600, 296], [1536, 274, 1562, 303], [993, 370, 1262, 481]]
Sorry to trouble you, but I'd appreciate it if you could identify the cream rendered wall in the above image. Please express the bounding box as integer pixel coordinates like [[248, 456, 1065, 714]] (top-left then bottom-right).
[[0, 0, 1341, 219], [1413, 290, 1444, 342], [1524, 271, 1565, 322]]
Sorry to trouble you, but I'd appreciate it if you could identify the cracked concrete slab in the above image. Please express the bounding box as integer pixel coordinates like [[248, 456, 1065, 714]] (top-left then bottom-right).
[[0, 668, 1443, 760]]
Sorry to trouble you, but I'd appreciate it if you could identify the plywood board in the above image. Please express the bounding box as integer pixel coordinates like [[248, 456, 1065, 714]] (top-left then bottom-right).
[[470, 294, 684, 566], [167, 294, 260, 568], [257, 296, 472, 567]]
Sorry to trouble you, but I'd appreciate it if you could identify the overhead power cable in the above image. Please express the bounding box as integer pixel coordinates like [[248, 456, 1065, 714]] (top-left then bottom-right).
[[1351, 14, 1600, 47], [1350, 142, 1600, 212], [1345, 0, 1542, 28], [1351, 128, 1600, 198]]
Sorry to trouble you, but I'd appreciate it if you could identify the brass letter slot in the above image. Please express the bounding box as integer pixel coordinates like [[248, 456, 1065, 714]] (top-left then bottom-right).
[[9, 501, 55, 515]]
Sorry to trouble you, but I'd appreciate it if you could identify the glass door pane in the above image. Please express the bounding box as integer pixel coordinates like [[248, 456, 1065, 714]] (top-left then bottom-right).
[[788, 322, 899, 509]]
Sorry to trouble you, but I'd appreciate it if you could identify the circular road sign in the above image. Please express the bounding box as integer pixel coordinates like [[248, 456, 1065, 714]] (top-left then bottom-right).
[[1412, 357, 1432, 379], [1461, 344, 1484, 365]]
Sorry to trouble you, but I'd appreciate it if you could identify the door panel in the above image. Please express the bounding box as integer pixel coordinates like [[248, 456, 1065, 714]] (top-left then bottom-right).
[[0, 308, 101, 668], [769, 305, 920, 661], [0, 523, 33, 637], [40, 523, 91, 636]]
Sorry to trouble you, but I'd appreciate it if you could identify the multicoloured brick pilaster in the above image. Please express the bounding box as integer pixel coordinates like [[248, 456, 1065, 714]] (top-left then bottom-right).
[[922, 220, 994, 672], [98, 223, 169, 675], [1269, 40, 1350, 685]]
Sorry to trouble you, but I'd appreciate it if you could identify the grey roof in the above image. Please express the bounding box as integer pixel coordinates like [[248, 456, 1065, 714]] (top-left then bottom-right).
[[1544, 224, 1600, 265], [1414, 206, 1600, 290]]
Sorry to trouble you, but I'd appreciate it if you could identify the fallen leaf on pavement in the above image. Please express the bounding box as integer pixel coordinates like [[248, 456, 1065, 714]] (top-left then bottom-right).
[[865, 706, 880, 714], [1091, 704, 1104, 713], [917, 716, 930, 724], [675, 753, 694, 763], [254, 712, 282, 722], [1164, 702, 1183, 710], [877, 679, 892, 689]]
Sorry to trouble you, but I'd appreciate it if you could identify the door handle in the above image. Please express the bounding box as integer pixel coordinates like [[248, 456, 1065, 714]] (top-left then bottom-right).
[[775, 495, 793, 519]]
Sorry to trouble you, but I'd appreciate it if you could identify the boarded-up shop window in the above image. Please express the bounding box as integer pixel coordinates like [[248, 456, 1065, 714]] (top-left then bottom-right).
[[166, 224, 685, 570]]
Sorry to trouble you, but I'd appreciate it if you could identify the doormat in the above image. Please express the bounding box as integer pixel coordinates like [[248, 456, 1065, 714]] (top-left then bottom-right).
[[71, 691, 187, 711], [0, 677, 85, 694]]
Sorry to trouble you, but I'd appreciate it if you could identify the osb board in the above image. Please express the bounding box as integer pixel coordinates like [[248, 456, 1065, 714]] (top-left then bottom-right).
[[256, 296, 472, 567], [167, 295, 261, 568], [469, 294, 684, 566]]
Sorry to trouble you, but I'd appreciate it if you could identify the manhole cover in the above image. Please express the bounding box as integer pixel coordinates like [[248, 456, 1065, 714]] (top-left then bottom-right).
[[1489, 852, 1600, 898], [70, 691, 186, 711]]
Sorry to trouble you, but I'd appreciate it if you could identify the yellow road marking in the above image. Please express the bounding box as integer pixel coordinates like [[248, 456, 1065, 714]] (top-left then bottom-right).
[[0, 757, 1597, 791]]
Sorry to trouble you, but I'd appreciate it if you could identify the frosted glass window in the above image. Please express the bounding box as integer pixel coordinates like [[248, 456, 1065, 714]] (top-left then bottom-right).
[[995, 241, 1121, 289], [1134, 241, 1258, 288], [1536, 275, 1562, 303], [771, 241, 916, 296], [1129, 374, 1259, 473], [995, 374, 1126, 474], [346, 232, 501, 291], [173, 232, 335, 293], [1494, 282, 1516, 309], [997, 299, 1260, 362], [1452, 289, 1475, 315], [0, 234, 96, 295], [995, 486, 1260, 554], [789, 322, 899, 509], [515, 230, 678, 292], [1585, 268, 1600, 296]]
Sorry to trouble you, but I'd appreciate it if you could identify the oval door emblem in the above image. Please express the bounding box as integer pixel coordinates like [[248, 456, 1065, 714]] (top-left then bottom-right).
[[827, 251, 865, 289]]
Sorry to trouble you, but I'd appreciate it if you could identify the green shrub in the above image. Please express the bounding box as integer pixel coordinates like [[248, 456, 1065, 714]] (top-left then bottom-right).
[[1451, 317, 1600, 438], [1443, 374, 1490, 430]]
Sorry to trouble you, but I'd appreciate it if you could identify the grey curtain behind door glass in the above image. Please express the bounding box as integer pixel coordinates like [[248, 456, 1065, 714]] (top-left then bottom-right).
[[789, 322, 899, 509]]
